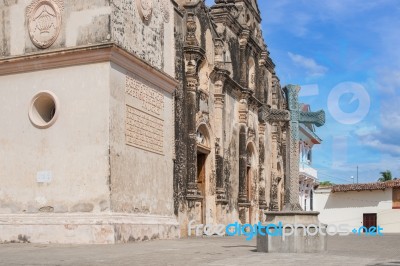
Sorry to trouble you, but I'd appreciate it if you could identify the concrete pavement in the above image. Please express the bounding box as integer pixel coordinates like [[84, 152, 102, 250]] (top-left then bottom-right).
[[0, 234, 399, 266]]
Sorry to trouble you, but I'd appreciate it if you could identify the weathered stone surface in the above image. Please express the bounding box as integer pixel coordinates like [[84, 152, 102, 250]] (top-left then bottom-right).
[[257, 211, 328, 253], [0, 0, 174, 75]]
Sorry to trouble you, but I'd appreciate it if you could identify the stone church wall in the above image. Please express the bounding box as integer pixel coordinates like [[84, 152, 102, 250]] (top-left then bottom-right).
[[0, 0, 179, 243], [108, 63, 175, 218]]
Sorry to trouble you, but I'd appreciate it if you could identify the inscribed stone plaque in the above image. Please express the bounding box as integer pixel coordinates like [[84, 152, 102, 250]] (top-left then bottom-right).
[[125, 105, 164, 154], [125, 75, 165, 155], [125, 75, 164, 115]]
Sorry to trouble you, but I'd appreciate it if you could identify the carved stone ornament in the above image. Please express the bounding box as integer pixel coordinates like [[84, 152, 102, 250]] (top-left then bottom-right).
[[160, 0, 170, 23], [185, 13, 199, 46], [26, 0, 64, 49], [136, 0, 153, 21]]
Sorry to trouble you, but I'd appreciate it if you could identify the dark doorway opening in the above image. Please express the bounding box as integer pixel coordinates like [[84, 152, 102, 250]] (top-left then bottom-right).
[[363, 213, 377, 232], [197, 152, 207, 224]]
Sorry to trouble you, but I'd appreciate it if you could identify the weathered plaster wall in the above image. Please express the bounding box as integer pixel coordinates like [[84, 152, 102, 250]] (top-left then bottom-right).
[[109, 63, 175, 217], [0, 63, 111, 214], [110, 0, 175, 76], [1, 0, 175, 76], [223, 92, 239, 214]]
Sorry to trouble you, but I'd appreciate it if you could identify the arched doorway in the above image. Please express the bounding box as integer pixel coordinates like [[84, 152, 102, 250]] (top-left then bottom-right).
[[196, 125, 210, 224]]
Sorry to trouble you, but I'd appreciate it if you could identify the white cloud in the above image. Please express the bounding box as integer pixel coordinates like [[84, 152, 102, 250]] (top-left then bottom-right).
[[288, 52, 328, 77], [354, 126, 378, 137], [374, 69, 400, 95], [353, 98, 400, 157]]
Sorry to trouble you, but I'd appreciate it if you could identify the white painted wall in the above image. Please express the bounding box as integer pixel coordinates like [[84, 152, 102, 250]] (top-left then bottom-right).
[[0, 63, 111, 214], [314, 187, 400, 233]]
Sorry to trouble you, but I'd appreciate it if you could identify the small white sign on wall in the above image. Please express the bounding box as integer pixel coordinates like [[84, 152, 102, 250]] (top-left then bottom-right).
[[36, 171, 52, 183]]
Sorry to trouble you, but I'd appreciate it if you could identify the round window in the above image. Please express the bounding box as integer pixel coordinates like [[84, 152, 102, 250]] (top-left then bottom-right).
[[29, 91, 59, 129]]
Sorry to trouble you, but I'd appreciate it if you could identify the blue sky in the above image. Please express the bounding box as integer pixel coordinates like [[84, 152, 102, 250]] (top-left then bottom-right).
[[206, 0, 400, 184]]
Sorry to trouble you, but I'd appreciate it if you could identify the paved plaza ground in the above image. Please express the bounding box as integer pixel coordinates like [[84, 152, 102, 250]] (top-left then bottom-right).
[[0, 234, 399, 266]]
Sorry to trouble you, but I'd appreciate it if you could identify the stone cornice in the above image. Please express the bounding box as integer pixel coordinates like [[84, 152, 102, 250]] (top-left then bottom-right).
[[0, 43, 178, 94], [210, 5, 242, 36], [239, 0, 261, 22]]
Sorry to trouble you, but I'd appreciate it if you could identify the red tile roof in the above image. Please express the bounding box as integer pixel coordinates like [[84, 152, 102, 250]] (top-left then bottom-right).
[[332, 180, 400, 193]]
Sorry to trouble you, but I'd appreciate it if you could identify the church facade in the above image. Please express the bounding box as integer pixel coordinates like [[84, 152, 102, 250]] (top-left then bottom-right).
[[173, 0, 288, 235], [0, 0, 290, 243]]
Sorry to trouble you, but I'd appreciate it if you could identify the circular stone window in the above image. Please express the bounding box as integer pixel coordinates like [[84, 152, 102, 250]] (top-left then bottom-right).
[[29, 91, 59, 129]]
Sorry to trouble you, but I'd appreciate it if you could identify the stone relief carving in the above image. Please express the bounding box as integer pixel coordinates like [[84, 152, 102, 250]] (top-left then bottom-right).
[[196, 112, 210, 128], [260, 107, 290, 123], [160, 0, 170, 23], [26, 0, 64, 49], [136, 0, 153, 21]]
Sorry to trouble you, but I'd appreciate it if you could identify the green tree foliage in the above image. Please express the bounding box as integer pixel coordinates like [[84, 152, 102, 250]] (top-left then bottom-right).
[[378, 170, 393, 182], [319, 181, 335, 186]]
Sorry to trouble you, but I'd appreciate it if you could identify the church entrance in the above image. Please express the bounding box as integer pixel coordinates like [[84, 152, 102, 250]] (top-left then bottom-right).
[[197, 151, 207, 223]]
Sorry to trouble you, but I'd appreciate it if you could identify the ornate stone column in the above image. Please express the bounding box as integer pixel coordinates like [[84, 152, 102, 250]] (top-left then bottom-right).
[[258, 123, 267, 209], [211, 57, 230, 203], [238, 93, 249, 204], [257, 52, 268, 103], [259, 105, 290, 211], [237, 29, 250, 205], [269, 123, 279, 211], [185, 73, 200, 202], [214, 79, 227, 203], [184, 13, 205, 205], [239, 30, 250, 88]]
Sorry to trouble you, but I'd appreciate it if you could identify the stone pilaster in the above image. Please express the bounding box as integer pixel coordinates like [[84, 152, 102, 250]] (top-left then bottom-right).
[[239, 30, 250, 88], [258, 123, 267, 209], [184, 12, 205, 206], [258, 51, 268, 103], [214, 80, 227, 204], [238, 93, 249, 204], [186, 75, 200, 203], [269, 123, 279, 211]]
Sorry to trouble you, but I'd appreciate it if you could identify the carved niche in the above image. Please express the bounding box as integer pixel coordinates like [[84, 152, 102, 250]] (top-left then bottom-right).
[[26, 0, 64, 49], [136, 0, 153, 21]]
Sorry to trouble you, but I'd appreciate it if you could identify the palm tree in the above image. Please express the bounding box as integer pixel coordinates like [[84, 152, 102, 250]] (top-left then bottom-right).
[[378, 170, 393, 182]]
